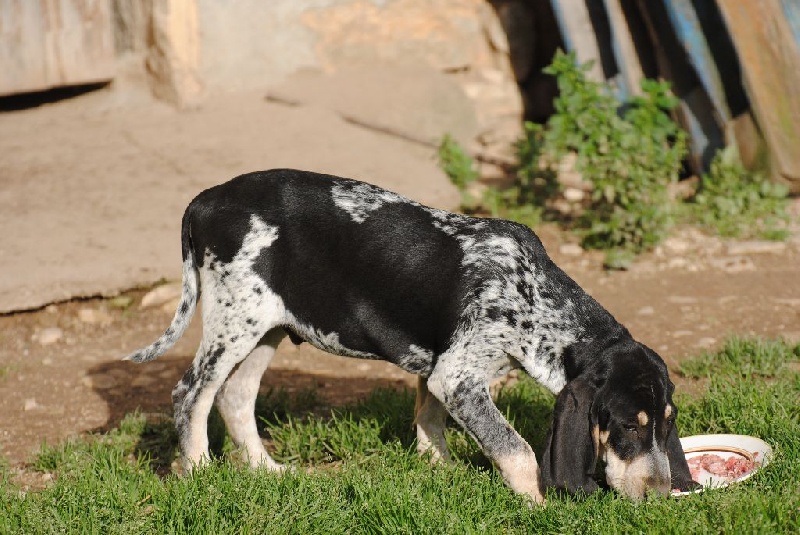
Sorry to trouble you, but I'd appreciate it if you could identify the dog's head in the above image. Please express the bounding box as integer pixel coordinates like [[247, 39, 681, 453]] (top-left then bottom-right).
[[540, 343, 678, 499]]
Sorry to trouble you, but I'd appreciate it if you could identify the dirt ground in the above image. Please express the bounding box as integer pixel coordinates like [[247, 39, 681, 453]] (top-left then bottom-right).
[[2, 225, 798, 468], [1, 84, 799, 472]]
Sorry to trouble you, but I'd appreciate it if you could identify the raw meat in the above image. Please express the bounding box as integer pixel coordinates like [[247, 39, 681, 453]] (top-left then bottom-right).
[[686, 453, 758, 481]]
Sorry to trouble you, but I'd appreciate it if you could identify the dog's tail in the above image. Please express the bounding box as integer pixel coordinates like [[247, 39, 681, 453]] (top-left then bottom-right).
[[124, 204, 199, 363]]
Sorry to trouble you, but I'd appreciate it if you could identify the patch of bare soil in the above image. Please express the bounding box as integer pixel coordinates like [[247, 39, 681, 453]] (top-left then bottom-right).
[[1, 83, 798, 475], [1, 224, 798, 468]]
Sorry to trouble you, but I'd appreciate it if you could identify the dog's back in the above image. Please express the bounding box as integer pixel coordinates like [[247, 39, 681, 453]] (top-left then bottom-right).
[[185, 169, 482, 371]]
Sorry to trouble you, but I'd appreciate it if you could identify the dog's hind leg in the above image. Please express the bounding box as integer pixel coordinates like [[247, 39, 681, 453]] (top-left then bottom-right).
[[414, 376, 450, 463], [172, 290, 279, 471], [215, 328, 286, 470], [173, 330, 264, 472]]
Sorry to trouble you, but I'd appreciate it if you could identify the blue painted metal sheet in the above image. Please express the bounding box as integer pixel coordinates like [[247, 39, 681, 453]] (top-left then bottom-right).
[[781, 0, 800, 46], [548, 0, 606, 83], [662, 0, 730, 122]]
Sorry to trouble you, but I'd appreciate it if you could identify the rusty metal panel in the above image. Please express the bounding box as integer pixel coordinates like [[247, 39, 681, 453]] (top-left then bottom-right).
[[663, 0, 730, 122], [0, 0, 114, 96], [549, 0, 606, 83], [717, 0, 800, 187]]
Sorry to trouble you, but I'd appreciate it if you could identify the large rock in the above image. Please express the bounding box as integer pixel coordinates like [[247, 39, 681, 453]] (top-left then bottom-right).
[[145, 0, 203, 108], [110, 0, 523, 143], [300, 0, 523, 145], [267, 65, 479, 147], [0, 0, 115, 96], [302, 0, 491, 72], [110, 0, 203, 107]]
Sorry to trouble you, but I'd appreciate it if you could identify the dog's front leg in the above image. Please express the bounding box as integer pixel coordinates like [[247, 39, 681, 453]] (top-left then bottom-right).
[[426, 360, 544, 504]]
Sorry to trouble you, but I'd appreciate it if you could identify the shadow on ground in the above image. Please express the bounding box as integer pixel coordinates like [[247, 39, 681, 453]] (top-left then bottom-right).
[[85, 356, 416, 475]]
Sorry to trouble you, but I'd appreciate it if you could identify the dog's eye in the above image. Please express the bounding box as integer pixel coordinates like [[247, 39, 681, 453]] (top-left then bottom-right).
[[623, 424, 638, 433]]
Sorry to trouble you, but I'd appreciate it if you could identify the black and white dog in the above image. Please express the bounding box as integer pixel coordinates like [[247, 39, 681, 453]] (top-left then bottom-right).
[[126, 169, 697, 503]]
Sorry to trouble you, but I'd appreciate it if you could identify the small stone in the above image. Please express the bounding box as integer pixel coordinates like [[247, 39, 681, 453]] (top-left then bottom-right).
[[131, 375, 156, 388], [465, 181, 489, 201], [667, 296, 698, 305], [667, 176, 698, 200], [141, 283, 182, 309], [559, 243, 584, 256], [709, 255, 756, 273], [672, 330, 693, 338], [637, 306, 655, 316], [83, 374, 118, 390], [726, 241, 787, 255], [662, 237, 691, 254], [773, 298, 800, 307], [556, 153, 585, 189], [563, 187, 585, 202], [552, 199, 573, 215], [667, 257, 689, 269], [78, 308, 113, 326], [696, 337, 717, 349], [23, 398, 38, 411], [34, 327, 63, 346], [42, 357, 53, 365], [108, 295, 134, 309]]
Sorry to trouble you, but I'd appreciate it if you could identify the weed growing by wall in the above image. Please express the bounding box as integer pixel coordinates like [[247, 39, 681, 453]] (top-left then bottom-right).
[[440, 51, 789, 266]]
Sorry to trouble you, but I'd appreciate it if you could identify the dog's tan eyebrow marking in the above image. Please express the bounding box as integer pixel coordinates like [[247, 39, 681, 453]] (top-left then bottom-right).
[[664, 405, 673, 418], [637, 411, 649, 426]]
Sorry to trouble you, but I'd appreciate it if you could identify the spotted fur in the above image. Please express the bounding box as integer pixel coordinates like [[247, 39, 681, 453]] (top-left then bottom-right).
[[125, 169, 697, 503]]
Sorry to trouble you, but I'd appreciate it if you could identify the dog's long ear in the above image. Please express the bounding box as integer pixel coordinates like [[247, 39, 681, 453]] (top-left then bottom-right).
[[539, 378, 600, 496], [665, 420, 701, 492]]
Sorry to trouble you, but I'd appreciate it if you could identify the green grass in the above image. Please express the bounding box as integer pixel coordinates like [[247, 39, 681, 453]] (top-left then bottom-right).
[[679, 337, 800, 379], [2, 338, 799, 533], [0, 365, 15, 382], [681, 146, 791, 241]]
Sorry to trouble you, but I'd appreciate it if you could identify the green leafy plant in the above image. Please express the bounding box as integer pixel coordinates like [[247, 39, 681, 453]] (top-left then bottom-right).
[[441, 51, 687, 266], [437, 134, 480, 209], [441, 52, 793, 267], [537, 52, 687, 262], [438, 125, 551, 228], [685, 145, 790, 240], [482, 122, 555, 228]]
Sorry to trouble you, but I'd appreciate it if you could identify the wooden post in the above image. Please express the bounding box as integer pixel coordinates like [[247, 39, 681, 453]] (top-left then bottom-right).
[[717, 0, 800, 187]]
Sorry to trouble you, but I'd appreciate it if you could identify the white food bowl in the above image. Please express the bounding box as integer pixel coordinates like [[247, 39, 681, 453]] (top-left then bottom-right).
[[672, 434, 772, 496]]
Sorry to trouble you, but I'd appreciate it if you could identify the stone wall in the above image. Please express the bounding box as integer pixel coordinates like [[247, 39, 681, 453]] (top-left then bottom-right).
[[0, 0, 116, 96], [110, 0, 527, 159]]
